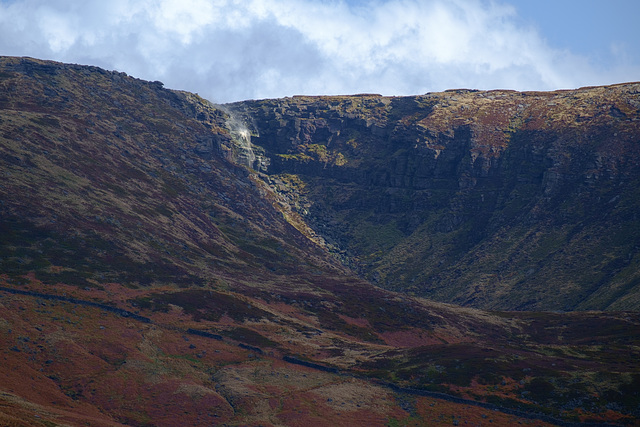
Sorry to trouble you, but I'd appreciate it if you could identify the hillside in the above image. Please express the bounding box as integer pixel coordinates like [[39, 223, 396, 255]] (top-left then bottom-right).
[[1, 56, 639, 426]]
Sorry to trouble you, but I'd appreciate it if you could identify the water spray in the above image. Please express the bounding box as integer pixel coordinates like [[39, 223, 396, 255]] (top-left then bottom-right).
[[220, 107, 257, 169]]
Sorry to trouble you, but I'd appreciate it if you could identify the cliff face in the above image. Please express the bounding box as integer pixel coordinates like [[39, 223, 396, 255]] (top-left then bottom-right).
[[230, 85, 640, 311]]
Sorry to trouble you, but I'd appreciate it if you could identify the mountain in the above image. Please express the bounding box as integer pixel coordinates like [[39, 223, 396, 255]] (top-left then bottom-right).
[[1, 56, 639, 426]]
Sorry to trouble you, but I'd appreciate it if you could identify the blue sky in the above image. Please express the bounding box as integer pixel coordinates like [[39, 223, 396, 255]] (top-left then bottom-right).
[[0, 0, 638, 102], [509, 0, 639, 67]]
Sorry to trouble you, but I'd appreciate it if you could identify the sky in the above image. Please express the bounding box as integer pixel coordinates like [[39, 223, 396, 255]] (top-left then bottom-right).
[[0, 0, 638, 103]]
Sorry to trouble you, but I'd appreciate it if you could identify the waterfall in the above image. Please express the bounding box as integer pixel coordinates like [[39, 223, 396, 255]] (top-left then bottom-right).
[[221, 107, 257, 169], [236, 127, 256, 169]]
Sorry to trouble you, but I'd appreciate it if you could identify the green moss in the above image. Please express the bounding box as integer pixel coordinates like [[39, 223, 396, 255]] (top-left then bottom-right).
[[276, 153, 312, 162]]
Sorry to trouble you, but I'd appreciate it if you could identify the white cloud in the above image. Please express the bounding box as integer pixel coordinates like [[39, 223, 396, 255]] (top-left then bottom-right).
[[0, 0, 637, 102]]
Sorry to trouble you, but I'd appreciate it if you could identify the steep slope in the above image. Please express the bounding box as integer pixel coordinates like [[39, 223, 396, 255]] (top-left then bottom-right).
[[229, 86, 640, 311], [0, 56, 346, 295], [1, 57, 640, 426]]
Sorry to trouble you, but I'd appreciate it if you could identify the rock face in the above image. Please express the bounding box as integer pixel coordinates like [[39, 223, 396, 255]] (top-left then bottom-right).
[[229, 86, 640, 311]]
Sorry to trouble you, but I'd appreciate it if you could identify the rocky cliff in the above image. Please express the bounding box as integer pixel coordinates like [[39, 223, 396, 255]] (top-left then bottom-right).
[[229, 86, 640, 311]]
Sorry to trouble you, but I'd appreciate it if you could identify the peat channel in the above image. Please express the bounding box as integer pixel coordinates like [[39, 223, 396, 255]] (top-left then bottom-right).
[[0, 286, 151, 323]]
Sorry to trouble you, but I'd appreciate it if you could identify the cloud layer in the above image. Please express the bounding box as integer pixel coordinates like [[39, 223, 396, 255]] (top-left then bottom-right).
[[0, 0, 637, 102]]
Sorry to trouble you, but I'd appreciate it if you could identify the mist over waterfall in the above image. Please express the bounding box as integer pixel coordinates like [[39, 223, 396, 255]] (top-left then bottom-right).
[[236, 127, 256, 168], [222, 108, 257, 169]]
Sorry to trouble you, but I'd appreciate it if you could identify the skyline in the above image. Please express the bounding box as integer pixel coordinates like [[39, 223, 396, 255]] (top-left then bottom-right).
[[1, 0, 638, 103]]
